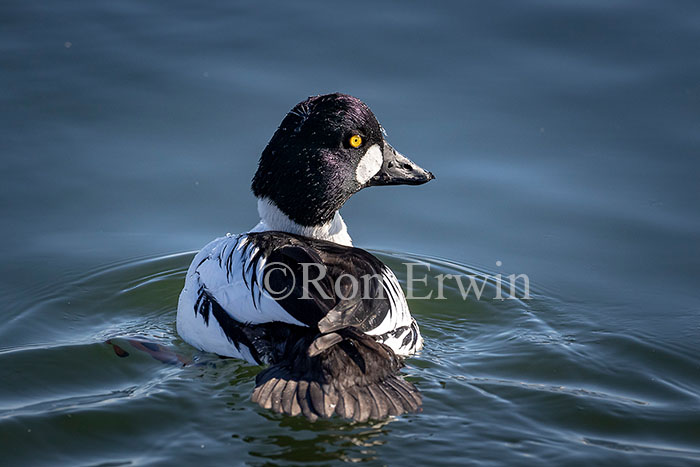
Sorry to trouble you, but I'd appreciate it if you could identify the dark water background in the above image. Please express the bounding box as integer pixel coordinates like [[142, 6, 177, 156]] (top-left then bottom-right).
[[1, 1, 699, 465]]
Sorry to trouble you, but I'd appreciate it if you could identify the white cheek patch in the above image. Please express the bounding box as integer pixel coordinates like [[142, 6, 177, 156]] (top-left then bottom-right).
[[355, 144, 383, 185]]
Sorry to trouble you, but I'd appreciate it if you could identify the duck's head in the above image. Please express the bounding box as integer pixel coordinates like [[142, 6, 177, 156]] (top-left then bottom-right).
[[252, 93, 434, 228]]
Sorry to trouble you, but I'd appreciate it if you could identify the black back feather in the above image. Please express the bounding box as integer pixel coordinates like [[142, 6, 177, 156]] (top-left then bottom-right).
[[245, 231, 393, 333]]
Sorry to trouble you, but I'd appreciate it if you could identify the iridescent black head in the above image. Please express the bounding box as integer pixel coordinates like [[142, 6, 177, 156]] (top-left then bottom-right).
[[252, 93, 434, 227]]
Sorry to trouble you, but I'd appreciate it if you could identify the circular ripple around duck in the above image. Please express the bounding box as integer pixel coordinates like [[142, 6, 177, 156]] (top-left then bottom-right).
[[2, 250, 699, 465]]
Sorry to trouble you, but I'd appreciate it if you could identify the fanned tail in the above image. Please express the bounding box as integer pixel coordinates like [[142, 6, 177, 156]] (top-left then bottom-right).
[[251, 328, 421, 421]]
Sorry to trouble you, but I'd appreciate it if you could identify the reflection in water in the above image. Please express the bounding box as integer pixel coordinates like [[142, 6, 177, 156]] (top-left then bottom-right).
[[241, 411, 392, 463]]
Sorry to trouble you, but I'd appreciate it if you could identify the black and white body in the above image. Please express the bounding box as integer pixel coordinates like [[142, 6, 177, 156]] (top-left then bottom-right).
[[177, 93, 434, 421]]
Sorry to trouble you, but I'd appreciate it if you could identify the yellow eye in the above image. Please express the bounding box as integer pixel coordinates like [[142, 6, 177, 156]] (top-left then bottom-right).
[[349, 134, 362, 148]]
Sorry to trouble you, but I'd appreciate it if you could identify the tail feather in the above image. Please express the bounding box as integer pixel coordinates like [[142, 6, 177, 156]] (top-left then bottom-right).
[[281, 380, 298, 415], [251, 328, 421, 421], [296, 380, 316, 421]]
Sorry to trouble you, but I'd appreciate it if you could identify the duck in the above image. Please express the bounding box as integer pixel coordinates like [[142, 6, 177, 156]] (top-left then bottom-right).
[[177, 93, 434, 421]]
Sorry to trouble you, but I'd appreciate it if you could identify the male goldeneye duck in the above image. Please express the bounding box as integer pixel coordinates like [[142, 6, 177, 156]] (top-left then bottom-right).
[[177, 93, 434, 421]]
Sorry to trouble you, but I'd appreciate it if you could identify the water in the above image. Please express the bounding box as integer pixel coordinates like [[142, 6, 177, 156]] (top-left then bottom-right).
[[1, 0, 699, 465]]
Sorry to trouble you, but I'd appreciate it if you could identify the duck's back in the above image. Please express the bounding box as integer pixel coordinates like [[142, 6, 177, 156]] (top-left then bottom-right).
[[177, 231, 422, 365]]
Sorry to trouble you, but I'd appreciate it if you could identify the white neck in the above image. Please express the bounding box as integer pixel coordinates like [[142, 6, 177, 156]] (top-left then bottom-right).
[[250, 197, 353, 246]]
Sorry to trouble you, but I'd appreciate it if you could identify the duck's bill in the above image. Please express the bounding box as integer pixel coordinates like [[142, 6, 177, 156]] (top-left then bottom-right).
[[368, 142, 435, 187]]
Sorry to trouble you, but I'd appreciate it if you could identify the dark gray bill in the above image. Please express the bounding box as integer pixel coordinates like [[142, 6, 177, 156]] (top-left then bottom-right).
[[368, 142, 435, 187]]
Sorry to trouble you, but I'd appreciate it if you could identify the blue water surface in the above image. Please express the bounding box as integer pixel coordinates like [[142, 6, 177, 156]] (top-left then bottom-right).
[[1, 1, 699, 465]]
